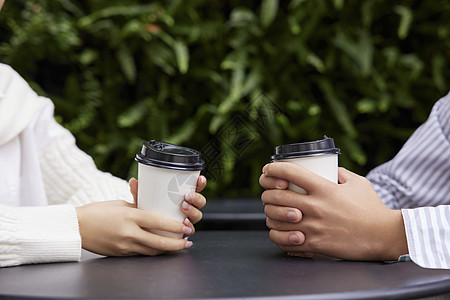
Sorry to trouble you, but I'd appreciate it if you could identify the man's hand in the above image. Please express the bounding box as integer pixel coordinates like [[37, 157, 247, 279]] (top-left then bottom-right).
[[260, 162, 408, 261]]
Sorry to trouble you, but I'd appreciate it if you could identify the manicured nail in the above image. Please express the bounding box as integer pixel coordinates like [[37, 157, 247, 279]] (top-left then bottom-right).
[[200, 176, 206, 184], [185, 240, 193, 248], [182, 201, 191, 211], [183, 225, 193, 235], [287, 211, 298, 222], [184, 218, 193, 227], [290, 233, 301, 244], [185, 193, 195, 203]]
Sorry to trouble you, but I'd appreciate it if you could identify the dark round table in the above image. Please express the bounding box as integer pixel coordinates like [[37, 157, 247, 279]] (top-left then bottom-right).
[[1, 231, 450, 300]]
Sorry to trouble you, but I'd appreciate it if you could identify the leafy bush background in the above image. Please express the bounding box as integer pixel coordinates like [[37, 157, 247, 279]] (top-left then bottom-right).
[[1, 0, 449, 198]]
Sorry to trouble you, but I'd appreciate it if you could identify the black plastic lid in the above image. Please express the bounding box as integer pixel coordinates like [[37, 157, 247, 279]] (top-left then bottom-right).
[[135, 140, 204, 171], [271, 135, 341, 161]]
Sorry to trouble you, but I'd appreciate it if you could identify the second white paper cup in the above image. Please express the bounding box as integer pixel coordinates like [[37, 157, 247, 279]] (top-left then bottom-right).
[[272, 136, 340, 194]]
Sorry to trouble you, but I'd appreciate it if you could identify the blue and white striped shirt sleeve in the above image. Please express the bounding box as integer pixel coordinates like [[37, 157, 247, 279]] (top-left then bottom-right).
[[366, 91, 450, 269]]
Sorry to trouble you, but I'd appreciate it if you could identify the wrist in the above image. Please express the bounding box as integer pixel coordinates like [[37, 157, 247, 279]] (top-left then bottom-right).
[[75, 206, 88, 250], [380, 209, 408, 261]]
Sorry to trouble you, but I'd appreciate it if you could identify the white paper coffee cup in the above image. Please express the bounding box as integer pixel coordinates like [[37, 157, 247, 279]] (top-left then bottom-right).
[[135, 140, 204, 238], [271, 136, 340, 194]]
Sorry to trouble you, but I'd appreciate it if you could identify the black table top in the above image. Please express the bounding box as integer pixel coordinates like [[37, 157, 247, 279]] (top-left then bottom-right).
[[200, 197, 266, 230], [1, 231, 450, 300]]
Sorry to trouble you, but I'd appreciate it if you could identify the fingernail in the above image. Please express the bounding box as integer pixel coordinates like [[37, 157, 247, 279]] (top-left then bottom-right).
[[182, 201, 191, 211], [290, 234, 301, 244], [185, 240, 193, 248], [183, 225, 192, 235], [276, 179, 285, 189], [185, 193, 195, 203], [262, 164, 268, 174], [184, 218, 193, 227], [200, 176, 206, 184], [287, 211, 298, 222]]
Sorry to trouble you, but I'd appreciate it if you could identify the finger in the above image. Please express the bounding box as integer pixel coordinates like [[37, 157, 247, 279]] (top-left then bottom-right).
[[338, 167, 355, 184], [259, 174, 289, 190], [134, 230, 193, 253], [263, 162, 332, 194], [266, 217, 305, 231], [134, 210, 189, 234], [181, 201, 203, 224], [264, 204, 302, 223], [337, 167, 366, 185], [183, 218, 195, 236], [196, 176, 207, 192], [261, 189, 307, 209], [129, 178, 138, 203], [185, 192, 206, 209], [270, 229, 306, 246]]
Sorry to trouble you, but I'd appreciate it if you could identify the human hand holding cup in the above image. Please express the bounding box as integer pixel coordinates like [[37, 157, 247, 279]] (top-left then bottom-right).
[[135, 140, 205, 239], [260, 136, 341, 258]]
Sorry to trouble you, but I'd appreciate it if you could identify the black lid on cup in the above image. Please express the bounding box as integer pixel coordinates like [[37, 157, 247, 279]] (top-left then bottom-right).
[[271, 135, 341, 161], [135, 140, 204, 171]]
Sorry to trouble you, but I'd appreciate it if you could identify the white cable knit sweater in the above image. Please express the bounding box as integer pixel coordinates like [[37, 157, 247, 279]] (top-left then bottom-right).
[[0, 63, 133, 267]]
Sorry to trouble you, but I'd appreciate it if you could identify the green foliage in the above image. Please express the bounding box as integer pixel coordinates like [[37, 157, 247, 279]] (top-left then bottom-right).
[[1, 0, 449, 198]]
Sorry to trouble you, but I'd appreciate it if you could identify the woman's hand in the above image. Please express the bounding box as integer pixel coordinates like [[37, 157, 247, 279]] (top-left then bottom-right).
[[129, 175, 207, 236], [77, 175, 207, 257], [76, 200, 193, 257], [260, 163, 408, 261]]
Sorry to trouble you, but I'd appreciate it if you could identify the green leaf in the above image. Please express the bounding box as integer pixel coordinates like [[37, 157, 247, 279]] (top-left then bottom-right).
[[341, 136, 367, 166], [260, 0, 279, 29], [166, 119, 197, 145], [229, 8, 257, 28], [432, 54, 446, 92], [356, 98, 376, 114], [306, 53, 326, 73], [116, 45, 136, 83], [399, 54, 423, 80], [173, 40, 189, 74], [395, 5, 413, 40], [117, 101, 148, 128], [79, 49, 98, 65], [333, 30, 373, 76], [145, 43, 176, 76], [78, 4, 160, 28], [333, 0, 344, 11]]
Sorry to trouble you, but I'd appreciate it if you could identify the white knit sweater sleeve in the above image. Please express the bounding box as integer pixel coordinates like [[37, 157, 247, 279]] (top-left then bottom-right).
[[40, 128, 134, 207], [0, 204, 80, 267], [0, 124, 133, 268]]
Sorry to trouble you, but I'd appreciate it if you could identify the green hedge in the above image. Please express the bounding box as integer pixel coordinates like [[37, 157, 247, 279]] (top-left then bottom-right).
[[1, 0, 449, 198]]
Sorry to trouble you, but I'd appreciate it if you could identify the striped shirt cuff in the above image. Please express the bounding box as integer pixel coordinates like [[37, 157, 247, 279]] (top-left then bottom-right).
[[402, 206, 450, 269]]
